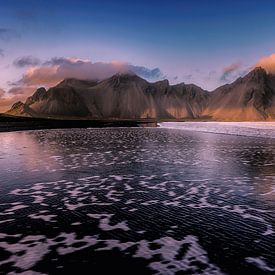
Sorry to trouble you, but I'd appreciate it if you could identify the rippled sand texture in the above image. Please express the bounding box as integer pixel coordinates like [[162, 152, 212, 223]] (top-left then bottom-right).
[[0, 127, 274, 274]]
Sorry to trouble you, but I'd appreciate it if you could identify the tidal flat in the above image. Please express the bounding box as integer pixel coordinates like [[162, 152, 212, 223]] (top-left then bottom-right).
[[0, 123, 274, 274]]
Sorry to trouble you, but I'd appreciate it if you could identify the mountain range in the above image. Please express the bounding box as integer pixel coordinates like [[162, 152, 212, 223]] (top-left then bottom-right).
[[6, 67, 275, 121]]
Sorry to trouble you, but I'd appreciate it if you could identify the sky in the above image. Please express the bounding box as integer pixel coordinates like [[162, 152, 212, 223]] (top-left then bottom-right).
[[1, 0, 275, 111]]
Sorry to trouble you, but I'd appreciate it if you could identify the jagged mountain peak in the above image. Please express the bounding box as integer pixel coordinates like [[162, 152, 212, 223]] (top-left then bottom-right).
[[7, 101, 34, 117], [11, 101, 24, 109], [110, 71, 143, 81], [251, 66, 267, 74], [57, 78, 98, 88], [25, 87, 47, 106], [175, 82, 206, 91], [244, 66, 267, 82], [32, 87, 47, 98], [154, 79, 170, 87], [102, 72, 148, 88]]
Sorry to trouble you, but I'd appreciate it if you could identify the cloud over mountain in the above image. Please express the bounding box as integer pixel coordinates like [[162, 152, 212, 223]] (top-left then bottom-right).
[[1, 56, 163, 112], [255, 53, 275, 74], [15, 57, 163, 87], [220, 62, 242, 82]]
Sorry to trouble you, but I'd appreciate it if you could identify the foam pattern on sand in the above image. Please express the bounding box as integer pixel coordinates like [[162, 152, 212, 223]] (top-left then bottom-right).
[[0, 127, 274, 274]]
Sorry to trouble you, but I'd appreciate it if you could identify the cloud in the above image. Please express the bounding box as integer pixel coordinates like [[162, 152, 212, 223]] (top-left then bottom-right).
[[43, 57, 90, 66], [220, 62, 242, 82], [129, 67, 162, 80], [0, 88, 5, 98], [254, 53, 275, 74], [8, 86, 34, 96], [0, 49, 4, 57], [0, 28, 20, 41], [15, 57, 164, 87], [13, 56, 41, 67]]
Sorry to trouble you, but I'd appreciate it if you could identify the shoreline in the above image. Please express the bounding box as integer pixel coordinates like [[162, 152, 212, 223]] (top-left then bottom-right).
[[159, 121, 275, 139], [0, 115, 158, 132], [0, 114, 274, 133]]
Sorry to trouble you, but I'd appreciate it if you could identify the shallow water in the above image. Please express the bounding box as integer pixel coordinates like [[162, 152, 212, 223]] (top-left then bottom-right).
[[0, 125, 274, 274], [159, 122, 275, 139]]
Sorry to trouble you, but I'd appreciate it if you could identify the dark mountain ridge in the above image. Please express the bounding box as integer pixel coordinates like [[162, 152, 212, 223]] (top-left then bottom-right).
[[6, 67, 275, 121]]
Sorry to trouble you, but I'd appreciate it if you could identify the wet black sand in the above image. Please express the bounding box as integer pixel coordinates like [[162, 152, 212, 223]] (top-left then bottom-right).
[[0, 114, 158, 132]]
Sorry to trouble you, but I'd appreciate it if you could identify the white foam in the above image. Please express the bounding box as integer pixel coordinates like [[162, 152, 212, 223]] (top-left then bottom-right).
[[246, 257, 275, 272], [87, 214, 130, 231]]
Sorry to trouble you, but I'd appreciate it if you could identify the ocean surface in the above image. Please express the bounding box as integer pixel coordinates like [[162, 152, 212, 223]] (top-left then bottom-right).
[[0, 123, 274, 274]]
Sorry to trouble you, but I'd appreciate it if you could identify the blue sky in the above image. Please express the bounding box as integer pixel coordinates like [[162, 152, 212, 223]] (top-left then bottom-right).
[[1, 0, 275, 110]]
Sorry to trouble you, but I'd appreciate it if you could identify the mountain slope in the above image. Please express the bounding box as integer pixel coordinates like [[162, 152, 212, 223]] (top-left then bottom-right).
[[203, 67, 275, 120], [7, 73, 209, 119]]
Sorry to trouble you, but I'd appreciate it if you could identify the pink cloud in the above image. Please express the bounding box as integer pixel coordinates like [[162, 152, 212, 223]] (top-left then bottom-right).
[[220, 62, 245, 83], [223, 62, 242, 75], [16, 57, 162, 87], [255, 53, 275, 74]]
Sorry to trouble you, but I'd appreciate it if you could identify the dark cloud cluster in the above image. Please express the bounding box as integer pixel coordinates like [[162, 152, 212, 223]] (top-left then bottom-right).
[[13, 56, 41, 67], [0, 49, 4, 57]]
